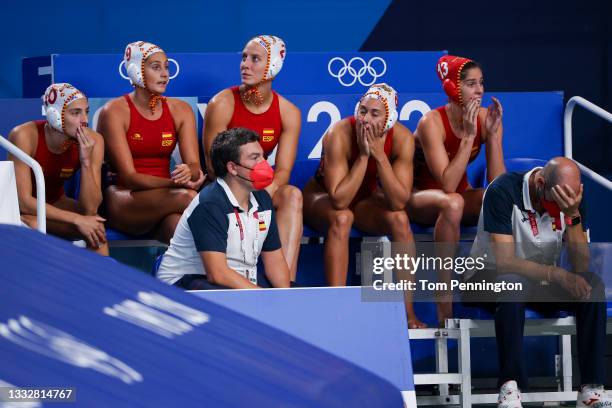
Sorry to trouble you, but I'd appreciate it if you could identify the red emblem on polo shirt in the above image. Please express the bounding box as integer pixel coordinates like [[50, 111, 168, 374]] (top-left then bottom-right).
[[528, 212, 539, 237]]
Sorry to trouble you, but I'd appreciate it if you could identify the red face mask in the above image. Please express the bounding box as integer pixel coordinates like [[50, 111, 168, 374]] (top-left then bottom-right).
[[541, 198, 561, 217], [237, 160, 274, 190], [539, 185, 562, 230]]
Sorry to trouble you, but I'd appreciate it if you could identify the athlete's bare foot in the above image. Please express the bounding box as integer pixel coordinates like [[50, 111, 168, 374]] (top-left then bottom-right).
[[436, 301, 453, 328], [407, 315, 428, 329]]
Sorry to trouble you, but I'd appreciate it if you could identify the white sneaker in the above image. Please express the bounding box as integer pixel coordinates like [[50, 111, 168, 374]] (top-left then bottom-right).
[[497, 380, 523, 408], [577, 384, 612, 407]]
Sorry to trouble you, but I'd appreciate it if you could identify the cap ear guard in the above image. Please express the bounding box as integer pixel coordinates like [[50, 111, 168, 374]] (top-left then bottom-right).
[[387, 108, 398, 132], [45, 106, 62, 132], [267, 36, 285, 79], [442, 79, 459, 102], [253, 35, 286, 80], [126, 61, 142, 87]]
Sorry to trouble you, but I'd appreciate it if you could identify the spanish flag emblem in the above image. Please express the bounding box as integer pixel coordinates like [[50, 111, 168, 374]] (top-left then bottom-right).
[[258, 219, 266, 231], [60, 168, 75, 178], [161, 132, 174, 147], [262, 128, 275, 143]]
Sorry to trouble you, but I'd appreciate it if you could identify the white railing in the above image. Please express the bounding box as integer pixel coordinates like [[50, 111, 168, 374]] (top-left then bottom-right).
[[0, 134, 46, 233], [563, 96, 612, 191]]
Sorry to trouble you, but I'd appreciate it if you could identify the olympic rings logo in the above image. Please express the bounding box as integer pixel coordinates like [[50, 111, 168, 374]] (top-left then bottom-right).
[[327, 57, 387, 87], [118, 58, 180, 81]]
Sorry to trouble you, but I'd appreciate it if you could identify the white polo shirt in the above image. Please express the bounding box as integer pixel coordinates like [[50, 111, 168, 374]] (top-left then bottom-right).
[[157, 178, 281, 285], [469, 167, 588, 280]]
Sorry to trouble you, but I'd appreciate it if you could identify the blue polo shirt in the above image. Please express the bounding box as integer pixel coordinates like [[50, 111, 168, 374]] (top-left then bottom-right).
[[157, 178, 281, 285]]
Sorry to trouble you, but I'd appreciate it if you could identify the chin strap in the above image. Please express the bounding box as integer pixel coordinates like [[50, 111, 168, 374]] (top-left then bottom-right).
[[241, 77, 274, 107], [46, 123, 76, 153], [240, 86, 264, 106], [60, 137, 77, 153], [148, 94, 167, 114]]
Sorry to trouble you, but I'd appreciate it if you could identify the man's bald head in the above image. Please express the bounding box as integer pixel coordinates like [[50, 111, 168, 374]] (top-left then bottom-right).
[[540, 157, 581, 192]]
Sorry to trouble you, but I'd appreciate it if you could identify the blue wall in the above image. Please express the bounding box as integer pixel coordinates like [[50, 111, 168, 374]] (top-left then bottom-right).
[[5, 0, 608, 175], [3, 0, 609, 191], [362, 0, 612, 175], [0, 0, 391, 98]]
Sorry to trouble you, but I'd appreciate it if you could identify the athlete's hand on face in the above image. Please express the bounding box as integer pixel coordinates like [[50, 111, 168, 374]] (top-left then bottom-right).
[[76, 126, 95, 167], [485, 97, 503, 138], [551, 183, 583, 218], [365, 121, 387, 162], [75, 214, 106, 249], [462, 98, 480, 139], [171, 163, 193, 185], [356, 120, 371, 157], [181, 169, 206, 191]]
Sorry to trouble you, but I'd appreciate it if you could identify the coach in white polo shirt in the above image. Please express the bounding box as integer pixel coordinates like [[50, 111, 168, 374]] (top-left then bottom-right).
[[469, 157, 608, 408], [157, 127, 291, 290]]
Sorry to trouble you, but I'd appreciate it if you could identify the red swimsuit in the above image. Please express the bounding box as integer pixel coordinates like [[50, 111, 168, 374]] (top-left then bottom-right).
[[123, 94, 177, 179], [413, 106, 482, 193], [32, 120, 80, 203], [227, 86, 283, 158]]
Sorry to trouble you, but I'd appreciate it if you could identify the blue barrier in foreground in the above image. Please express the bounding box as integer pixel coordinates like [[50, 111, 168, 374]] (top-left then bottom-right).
[[195, 286, 416, 405], [0, 225, 403, 407]]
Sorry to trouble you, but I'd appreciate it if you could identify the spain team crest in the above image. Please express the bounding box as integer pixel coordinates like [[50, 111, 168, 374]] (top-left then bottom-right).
[[262, 129, 275, 143], [60, 168, 75, 179], [258, 219, 266, 231], [161, 132, 173, 147]]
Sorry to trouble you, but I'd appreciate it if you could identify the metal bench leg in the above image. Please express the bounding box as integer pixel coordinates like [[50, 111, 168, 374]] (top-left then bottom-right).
[[561, 334, 573, 392], [458, 319, 472, 408], [435, 334, 449, 397]]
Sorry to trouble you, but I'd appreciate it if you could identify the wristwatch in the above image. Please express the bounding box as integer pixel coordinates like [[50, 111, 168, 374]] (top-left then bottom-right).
[[564, 214, 581, 226]]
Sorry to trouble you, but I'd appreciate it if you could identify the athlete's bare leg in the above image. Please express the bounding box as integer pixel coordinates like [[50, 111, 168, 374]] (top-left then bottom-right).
[[352, 193, 425, 328], [22, 196, 109, 256], [460, 188, 484, 226], [303, 179, 354, 286], [407, 190, 465, 326], [272, 184, 303, 281], [105, 186, 197, 244], [154, 213, 183, 244]]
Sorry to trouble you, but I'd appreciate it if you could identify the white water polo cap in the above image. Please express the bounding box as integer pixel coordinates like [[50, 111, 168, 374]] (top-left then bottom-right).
[[251, 35, 286, 80], [355, 83, 399, 132], [43, 83, 86, 133], [124, 41, 165, 88]]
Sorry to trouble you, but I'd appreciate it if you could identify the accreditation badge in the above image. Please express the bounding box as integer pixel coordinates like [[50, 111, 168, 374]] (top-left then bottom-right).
[[246, 268, 257, 285]]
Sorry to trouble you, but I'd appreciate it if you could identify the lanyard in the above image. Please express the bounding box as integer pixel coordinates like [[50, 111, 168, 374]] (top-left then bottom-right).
[[234, 207, 245, 241], [233, 208, 260, 240], [232, 207, 260, 267], [528, 212, 539, 237], [528, 211, 564, 236]]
